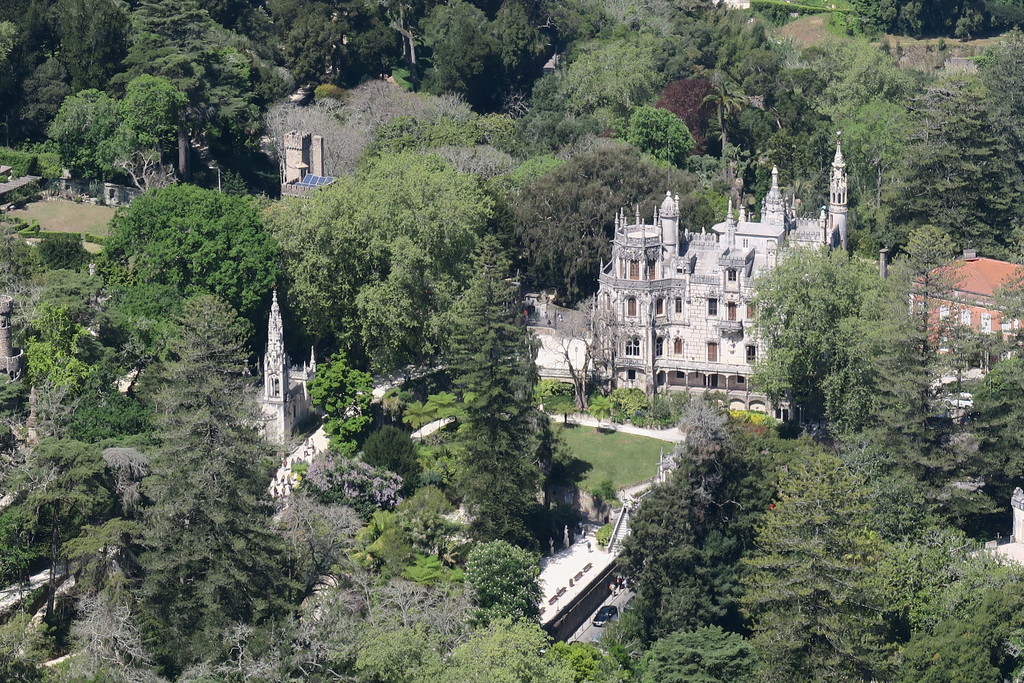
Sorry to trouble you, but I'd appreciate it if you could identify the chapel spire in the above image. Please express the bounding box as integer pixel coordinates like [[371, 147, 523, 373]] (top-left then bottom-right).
[[829, 132, 848, 250]]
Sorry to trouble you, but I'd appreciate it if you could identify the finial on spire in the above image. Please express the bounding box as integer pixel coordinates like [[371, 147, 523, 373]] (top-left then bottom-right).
[[833, 131, 845, 168], [727, 197, 734, 221], [771, 165, 780, 187]]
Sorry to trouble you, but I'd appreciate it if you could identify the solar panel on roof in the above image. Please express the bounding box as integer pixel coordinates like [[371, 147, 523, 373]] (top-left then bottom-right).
[[297, 175, 335, 187]]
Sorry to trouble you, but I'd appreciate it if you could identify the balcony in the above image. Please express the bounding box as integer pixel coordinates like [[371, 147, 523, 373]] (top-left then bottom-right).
[[719, 254, 748, 268], [717, 320, 744, 334]]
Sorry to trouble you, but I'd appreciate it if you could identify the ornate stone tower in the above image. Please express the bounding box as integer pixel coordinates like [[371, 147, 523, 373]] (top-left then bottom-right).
[[260, 289, 317, 443], [659, 190, 679, 256], [0, 295, 24, 381], [263, 289, 289, 440], [829, 135, 848, 250], [762, 166, 787, 228]]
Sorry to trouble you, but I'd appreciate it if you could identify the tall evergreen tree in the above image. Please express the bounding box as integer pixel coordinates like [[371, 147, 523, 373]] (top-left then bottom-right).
[[138, 295, 291, 675], [886, 76, 1022, 255], [448, 237, 541, 547], [743, 453, 890, 682]]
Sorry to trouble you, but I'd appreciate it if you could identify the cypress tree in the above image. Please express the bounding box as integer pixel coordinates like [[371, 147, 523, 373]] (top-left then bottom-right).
[[448, 237, 541, 548]]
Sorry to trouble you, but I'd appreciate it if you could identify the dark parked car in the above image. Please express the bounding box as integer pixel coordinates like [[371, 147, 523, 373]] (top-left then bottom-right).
[[592, 605, 619, 627]]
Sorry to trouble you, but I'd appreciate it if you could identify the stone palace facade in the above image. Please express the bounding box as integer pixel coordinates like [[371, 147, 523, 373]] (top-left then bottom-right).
[[596, 140, 848, 414]]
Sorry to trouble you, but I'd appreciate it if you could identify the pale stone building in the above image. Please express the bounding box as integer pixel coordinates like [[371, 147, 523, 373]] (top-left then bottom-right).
[[0, 295, 24, 382], [280, 130, 335, 197], [596, 140, 848, 413], [261, 289, 318, 442]]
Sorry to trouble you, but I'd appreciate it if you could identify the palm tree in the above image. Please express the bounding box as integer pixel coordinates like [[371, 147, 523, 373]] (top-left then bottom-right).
[[402, 401, 437, 430], [588, 394, 614, 427], [703, 72, 748, 152]]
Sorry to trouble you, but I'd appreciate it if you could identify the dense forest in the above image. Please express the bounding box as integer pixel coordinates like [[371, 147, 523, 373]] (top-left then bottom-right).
[[3, 0, 1024, 679]]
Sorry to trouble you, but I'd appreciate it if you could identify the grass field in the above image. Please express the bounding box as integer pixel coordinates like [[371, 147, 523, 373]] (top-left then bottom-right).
[[558, 425, 664, 491], [9, 199, 115, 237]]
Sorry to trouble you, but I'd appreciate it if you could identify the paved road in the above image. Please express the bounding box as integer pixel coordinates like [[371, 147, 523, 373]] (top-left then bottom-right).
[[568, 588, 635, 645]]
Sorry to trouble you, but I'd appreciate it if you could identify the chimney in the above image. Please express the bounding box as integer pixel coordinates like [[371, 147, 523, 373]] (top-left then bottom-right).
[[963, 248, 977, 260], [879, 248, 889, 279]]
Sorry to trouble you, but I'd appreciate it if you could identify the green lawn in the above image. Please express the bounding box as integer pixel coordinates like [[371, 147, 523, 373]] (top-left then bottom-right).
[[558, 424, 664, 491], [9, 199, 115, 236]]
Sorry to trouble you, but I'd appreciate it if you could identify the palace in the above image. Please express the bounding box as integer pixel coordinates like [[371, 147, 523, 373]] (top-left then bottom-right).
[[596, 139, 848, 412]]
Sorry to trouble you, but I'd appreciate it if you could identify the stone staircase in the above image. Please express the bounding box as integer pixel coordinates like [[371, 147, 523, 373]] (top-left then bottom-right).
[[606, 505, 632, 554]]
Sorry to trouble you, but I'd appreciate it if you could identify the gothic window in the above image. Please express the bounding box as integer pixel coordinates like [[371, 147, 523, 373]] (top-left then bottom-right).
[[656, 298, 665, 316], [708, 298, 718, 316], [272, 377, 280, 397], [727, 302, 737, 321], [647, 259, 657, 279], [627, 297, 637, 316], [746, 345, 757, 363], [629, 260, 640, 280], [746, 303, 756, 319], [727, 268, 737, 282], [625, 337, 641, 356], [707, 342, 718, 362], [673, 338, 683, 355], [675, 297, 683, 314], [656, 337, 664, 357]]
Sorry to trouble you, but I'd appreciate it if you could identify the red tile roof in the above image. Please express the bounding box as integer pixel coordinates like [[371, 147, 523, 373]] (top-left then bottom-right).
[[934, 257, 1024, 299]]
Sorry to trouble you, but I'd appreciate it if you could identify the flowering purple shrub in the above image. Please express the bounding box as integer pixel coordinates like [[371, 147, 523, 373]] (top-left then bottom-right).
[[304, 453, 404, 519]]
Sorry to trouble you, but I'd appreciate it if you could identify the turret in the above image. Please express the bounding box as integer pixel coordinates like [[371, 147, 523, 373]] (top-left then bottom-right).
[[660, 190, 679, 254], [829, 133, 848, 250], [763, 165, 786, 228], [263, 289, 288, 403], [725, 197, 737, 248]]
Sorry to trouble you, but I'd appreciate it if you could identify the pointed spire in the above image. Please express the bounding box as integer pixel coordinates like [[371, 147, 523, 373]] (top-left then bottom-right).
[[763, 165, 786, 226], [833, 131, 845, 169], [268, 287, 283, 347], [309, 345, 316, 372], [726, 197, 735, 222]]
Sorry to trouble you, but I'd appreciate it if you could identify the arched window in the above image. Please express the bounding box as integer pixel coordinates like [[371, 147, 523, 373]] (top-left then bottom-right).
[[625, 337, 641, 356], [629, 260, 640, 280], [655, 337, 664, 357], [627, 297, 637, 316], [647, 259, 657, 279], [673, 338, 683, 355], [656, 298, 665, 316], [674, 297, 683, 314]]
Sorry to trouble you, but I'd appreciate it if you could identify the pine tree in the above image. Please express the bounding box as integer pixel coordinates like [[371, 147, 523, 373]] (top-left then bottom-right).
[[743, 454, 890, 682], [886, 76, 1023, 255], [138, 295, 291, 674], [448, 237, 541, 547]]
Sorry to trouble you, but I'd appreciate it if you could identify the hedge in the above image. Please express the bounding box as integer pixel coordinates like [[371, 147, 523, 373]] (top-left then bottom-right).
[[750, 0, 851, 24], [0, 147, 62, 179]]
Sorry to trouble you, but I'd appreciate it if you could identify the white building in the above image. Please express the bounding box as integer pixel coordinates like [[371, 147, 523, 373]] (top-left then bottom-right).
[[595, 139, 848, 413]]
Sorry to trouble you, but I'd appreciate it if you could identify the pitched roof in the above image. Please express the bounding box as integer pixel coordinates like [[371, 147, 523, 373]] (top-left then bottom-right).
[[935, 257, 1024, 299]]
